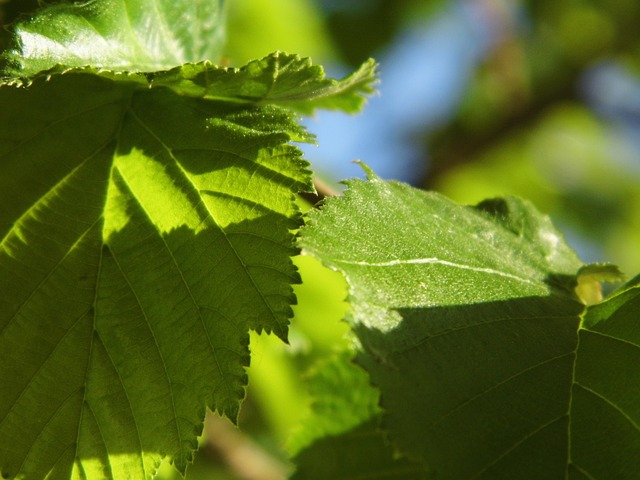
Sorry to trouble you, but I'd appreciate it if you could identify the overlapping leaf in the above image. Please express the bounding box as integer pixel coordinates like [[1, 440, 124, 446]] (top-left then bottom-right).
[[570, 277, 640, 479], [0, 2, 376, 478], [3, 0, 226, 75], [0, 67, 312, 479], [149, 53, 377, 114], [289, 351, 426, 479], [300, 170, 638, 478]]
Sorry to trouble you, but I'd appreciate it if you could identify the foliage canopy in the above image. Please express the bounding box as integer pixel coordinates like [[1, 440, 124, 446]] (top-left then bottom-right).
[[0, 1, 638, 479]]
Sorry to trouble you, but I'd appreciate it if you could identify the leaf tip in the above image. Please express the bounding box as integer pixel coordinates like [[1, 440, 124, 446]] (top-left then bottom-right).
[[354, 160, 379, 180]]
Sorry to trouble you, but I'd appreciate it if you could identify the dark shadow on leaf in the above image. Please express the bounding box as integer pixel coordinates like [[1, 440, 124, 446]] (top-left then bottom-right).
[[121, 86, 307, 177], [292, 417, 428, 480], [0, 207, 302, 478], [2, 168, 303, 480], [351, 292, 584, 480]]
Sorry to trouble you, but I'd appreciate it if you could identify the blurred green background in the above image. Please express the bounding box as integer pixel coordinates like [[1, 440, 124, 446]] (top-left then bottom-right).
[[2, 0, 639, 478]]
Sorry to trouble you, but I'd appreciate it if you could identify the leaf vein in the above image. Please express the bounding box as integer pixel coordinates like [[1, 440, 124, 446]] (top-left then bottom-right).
[[581, 328, 640, 351], [14, 387, 84, 476], [123, 110, 235, 415], [0, 308, 91, 430], [470, 415, 566, 479], [0, 217, 102, 338], [148, 0, 183, 62], [568, 462, 598, 480], [425, 352, 574, 433], [108, 245, 182, 466], [130, 107, 287, 338], [574, 383, 640, 433], [0, 98, 121, 164], [396, 314, 570, 354], [335, 257, 535, 285], [82, 401, 116, 480]]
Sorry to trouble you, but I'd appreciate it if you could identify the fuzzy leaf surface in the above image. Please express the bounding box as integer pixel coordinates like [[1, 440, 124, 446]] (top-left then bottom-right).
[[4, 0, 225, 76], [301, 173, 639, 478], [0, 63, 320, 478]]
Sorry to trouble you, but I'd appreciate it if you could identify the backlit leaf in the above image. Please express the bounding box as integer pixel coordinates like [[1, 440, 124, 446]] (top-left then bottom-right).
[[0, 48, 374, 480], [149, 53, 378, 114], [4, 0, 226, 76], [0, 67, 309, 479]]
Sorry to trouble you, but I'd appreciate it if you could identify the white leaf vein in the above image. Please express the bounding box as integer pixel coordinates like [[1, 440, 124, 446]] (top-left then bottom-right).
[[336, 257, 535, 285]]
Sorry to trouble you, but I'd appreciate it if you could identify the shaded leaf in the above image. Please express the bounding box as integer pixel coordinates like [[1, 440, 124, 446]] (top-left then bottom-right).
[[569, 276, 640, 479], [299, 171, 639, 478], [290, 352, 426, 480], [288, 351, 381, 455]]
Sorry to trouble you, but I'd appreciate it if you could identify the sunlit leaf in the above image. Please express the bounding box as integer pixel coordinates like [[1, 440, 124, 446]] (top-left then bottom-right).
[[0, 67, 312, 479], [4, 0, 225, 76], [149, 53, 378, 114], [0, 37, 374, 480], [301, 170, 638, 478]]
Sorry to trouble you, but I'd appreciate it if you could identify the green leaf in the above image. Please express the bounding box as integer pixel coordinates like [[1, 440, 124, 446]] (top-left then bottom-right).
[[0, 65, 314, 478], [149, 53, 378, 115], [6, 52, 376, 119], [4, 0, 225, 76], [569, 276, 640, 478], [288, 351, 381, 455], [2, 0, 377, 114], [290, 351, 427, 480], [300, 173, 639, 478]]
